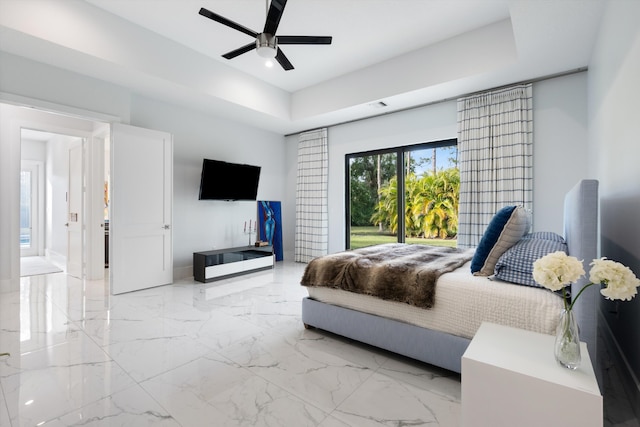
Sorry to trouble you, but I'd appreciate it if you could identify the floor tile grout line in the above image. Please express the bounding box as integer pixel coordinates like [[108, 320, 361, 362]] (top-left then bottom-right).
[[20, 278, 180, 424], [0, 375, 11, 427]]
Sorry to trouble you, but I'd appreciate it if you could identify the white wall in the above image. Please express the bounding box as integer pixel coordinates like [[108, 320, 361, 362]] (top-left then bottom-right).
[[128, 95, 285, 279], [285, 71, 589, 256], [588, 0, 640, 399], [532, 72, 589, 232], [0, 52, 131, 122], [21, 139, 46, 162]]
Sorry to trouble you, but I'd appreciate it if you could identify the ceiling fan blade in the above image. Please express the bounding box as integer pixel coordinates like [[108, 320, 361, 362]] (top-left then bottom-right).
[[199, 7, 257, 38], [275, 48, 294, 71], [222, 43, 257, 59], [263, 0, 287, 35], [277, 36, 332, 45]]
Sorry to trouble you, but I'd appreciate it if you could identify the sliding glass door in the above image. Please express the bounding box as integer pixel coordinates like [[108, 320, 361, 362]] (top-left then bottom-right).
[[346, 140, 458, 250], [404, 145, 459, 243], [347, 152, 398, 249]]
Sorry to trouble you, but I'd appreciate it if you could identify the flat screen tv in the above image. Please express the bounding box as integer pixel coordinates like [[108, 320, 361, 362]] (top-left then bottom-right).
[[198, 159, 261, 201]]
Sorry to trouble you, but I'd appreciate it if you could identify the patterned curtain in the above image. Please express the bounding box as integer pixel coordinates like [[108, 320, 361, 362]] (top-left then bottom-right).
[[457, 84, 533, 248], [295, 128, 328, 263]]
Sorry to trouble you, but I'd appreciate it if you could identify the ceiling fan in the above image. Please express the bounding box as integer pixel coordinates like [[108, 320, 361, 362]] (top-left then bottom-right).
[[199, 0, 332, 71]]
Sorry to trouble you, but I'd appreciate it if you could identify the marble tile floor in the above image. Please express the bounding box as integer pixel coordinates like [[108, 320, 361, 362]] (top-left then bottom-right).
[[0, 261, 637, 426]]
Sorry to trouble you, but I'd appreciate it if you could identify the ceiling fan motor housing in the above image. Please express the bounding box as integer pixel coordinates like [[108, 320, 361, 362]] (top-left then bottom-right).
[[256, 33, 277, 58]]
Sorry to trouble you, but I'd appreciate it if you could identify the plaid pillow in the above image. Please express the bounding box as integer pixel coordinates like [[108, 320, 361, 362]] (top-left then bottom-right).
[[493, 232, 568, 288]]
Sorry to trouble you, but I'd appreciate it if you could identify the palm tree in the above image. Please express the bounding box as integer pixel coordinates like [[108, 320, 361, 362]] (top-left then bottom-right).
[[404, 173, 423, 237], [372, 168, 459, 239], [370, 176, 398, 233], [417, 168, 459, 238]]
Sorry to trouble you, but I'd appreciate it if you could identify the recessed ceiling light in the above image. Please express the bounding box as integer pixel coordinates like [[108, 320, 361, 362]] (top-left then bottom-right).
[[265, 60, 274, 68]]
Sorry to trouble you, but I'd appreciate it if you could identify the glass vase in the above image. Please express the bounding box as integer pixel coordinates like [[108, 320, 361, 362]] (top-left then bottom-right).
[[554, 309, 581, 369]]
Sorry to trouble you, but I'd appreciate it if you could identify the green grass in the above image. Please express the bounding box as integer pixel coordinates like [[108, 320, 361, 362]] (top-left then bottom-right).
[[349, 226, 457, 250]]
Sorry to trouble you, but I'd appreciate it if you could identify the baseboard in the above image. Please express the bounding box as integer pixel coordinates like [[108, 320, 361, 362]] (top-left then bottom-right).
[[599, 311, 640, 420], [173, 265, 193, 281]]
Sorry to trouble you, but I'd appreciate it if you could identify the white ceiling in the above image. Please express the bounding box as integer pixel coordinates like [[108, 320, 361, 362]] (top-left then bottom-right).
[[84, 0, 513, 93], [0, 0, 606, 134]]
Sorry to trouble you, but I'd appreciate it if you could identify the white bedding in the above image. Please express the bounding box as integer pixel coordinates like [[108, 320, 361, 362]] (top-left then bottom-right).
[[305, 261, 563, 340]]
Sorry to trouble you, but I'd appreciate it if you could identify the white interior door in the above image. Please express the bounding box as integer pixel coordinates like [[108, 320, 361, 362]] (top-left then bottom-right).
[[85, 126, 107, 280], [110, 123, 173, 295], [67, 140, 84, 278]]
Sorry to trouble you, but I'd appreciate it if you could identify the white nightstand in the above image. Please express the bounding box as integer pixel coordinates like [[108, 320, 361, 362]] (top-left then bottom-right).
[[462, 322, 602, 427]]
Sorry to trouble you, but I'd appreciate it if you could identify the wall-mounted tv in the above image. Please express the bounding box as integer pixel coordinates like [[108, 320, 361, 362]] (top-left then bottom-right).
[[198, 159, 261, 201]]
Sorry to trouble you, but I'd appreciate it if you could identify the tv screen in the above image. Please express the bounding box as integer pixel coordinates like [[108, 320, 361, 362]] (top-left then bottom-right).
[[198, 159, 261, 201]]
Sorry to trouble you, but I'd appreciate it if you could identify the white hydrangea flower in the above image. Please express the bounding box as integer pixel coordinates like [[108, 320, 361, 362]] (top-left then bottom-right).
[[590, 258, 640, 301], [532, 251, 585, 291]]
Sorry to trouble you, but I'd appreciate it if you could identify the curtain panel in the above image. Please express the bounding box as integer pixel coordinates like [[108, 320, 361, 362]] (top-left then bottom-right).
[[457, 84, 533, 248], [295, 128, 328, 263]]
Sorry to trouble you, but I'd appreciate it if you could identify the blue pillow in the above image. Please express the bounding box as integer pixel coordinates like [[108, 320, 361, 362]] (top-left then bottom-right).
[[470, 205, 530, 276], [494, 232, 568, 287]]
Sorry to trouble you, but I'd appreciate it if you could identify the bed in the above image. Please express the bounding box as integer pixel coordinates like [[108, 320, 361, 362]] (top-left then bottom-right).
[[301, 179, 599, 374]]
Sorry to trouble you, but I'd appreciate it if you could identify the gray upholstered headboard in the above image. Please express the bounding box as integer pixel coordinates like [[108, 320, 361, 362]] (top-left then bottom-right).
[[563, 179, 599, 376]]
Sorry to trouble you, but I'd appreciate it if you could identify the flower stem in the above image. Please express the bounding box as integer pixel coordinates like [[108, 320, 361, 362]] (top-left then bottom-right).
[[567, 282, 597, 312], [561, 286, 570, 311]]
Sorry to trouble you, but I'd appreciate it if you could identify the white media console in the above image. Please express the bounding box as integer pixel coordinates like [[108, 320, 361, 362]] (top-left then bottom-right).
[[193, 245, 274, 283]]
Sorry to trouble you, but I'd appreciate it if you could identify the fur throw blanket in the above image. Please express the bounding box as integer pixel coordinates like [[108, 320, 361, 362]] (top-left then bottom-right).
[[301, 243, 474, 309]]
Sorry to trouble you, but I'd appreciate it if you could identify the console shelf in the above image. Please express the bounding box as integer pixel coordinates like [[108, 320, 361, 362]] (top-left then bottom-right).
[[193, 245, 274, 283]]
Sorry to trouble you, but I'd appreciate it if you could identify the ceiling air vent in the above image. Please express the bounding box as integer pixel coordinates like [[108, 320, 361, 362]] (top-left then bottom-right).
[[368, 101, 388, 109]]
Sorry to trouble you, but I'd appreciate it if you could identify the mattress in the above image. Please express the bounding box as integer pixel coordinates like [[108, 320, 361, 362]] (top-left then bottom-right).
[[305, 261, 563, 340]]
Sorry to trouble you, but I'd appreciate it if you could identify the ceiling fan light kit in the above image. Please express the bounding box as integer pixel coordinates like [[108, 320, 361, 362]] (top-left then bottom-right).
[[256, 33, 277, 58], [199, 0, 332, 70]]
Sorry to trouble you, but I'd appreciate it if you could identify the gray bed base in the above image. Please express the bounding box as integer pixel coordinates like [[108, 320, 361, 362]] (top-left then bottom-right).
[[302, 297, 470, 372], [302, 179, 599, 377]]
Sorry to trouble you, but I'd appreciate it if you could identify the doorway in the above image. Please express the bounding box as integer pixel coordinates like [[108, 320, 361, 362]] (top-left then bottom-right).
[[15, 120, 108, 281], [2, 101, 172, 293]]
